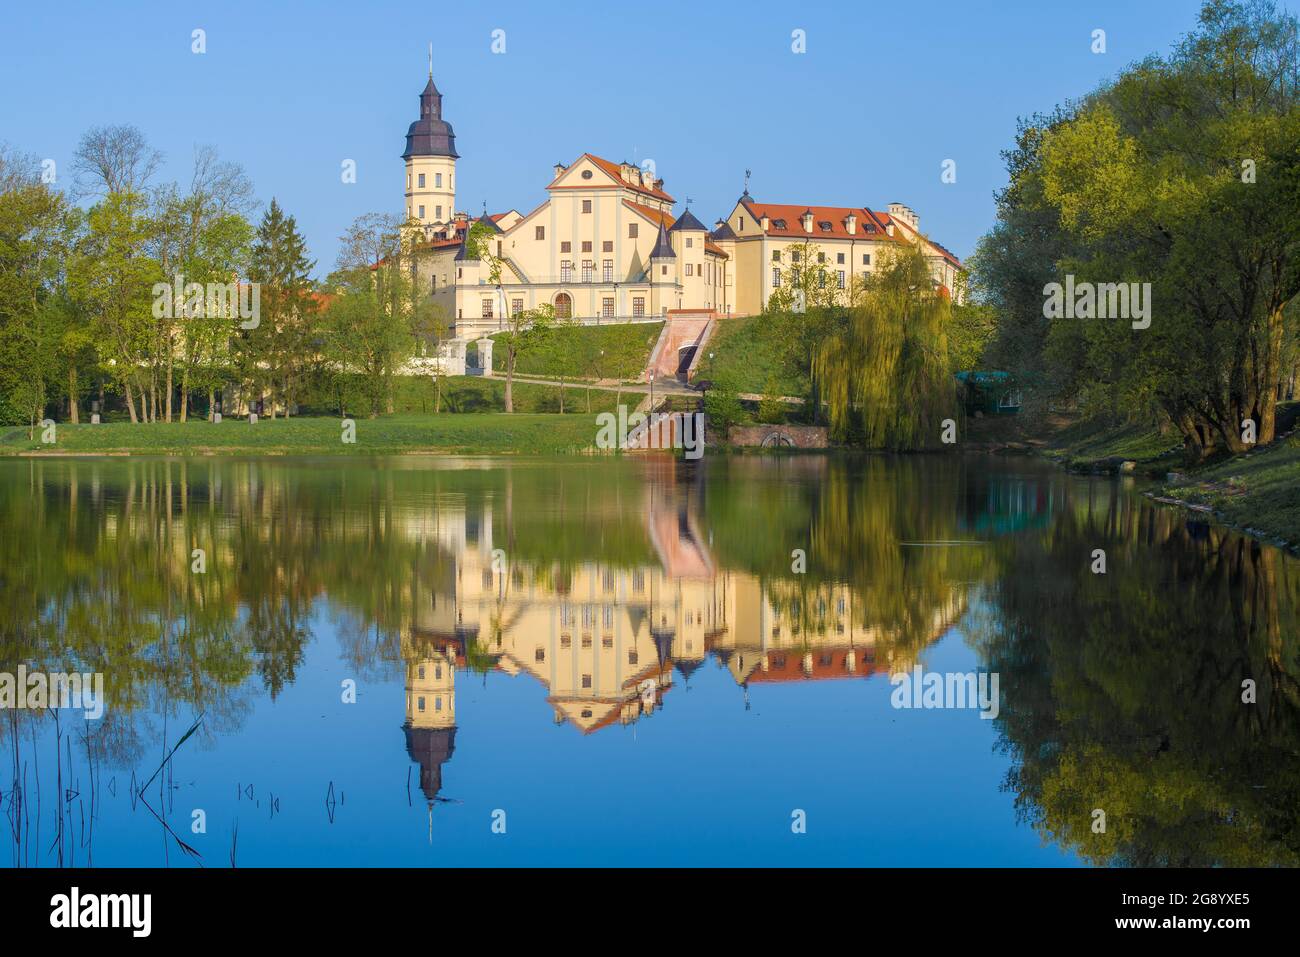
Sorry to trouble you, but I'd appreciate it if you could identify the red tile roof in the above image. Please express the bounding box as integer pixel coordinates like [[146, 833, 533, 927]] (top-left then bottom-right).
[[623, 199, 675, 228], [740, 199, 962, 269]]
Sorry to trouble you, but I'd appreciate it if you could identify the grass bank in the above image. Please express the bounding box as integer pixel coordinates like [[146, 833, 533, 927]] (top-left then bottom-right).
[[488, 321, 662, 381], [690, 315, 807, 396], [1158, 430, 1300, 547], [0, 412, 609, 457], [1039, 403, 1300, 548]]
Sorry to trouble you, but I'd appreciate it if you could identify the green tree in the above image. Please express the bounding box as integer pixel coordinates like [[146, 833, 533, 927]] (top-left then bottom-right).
[[247, 198, 315, 418]]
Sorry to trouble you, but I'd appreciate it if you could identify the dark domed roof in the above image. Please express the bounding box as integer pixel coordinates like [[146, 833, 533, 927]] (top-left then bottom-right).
[[402, 76, 459, 159]]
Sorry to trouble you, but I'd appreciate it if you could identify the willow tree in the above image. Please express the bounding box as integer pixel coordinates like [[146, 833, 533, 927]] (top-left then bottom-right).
[[816, 241, 956, 449]]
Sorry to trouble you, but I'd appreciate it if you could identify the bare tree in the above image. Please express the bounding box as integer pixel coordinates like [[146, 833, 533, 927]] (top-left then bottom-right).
[[72, 124, 162, 197], [0, 141, 40, 193]]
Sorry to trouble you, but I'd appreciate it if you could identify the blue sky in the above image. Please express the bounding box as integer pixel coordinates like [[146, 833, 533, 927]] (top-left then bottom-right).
[[0, 0, 1268, 275]]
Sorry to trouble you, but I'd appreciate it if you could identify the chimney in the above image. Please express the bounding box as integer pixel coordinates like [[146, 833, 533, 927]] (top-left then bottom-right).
[[801, 210, 814, 233], [845, 213, 857, 235], [760, 214, 770, 231], [714, 219, 726, 231]]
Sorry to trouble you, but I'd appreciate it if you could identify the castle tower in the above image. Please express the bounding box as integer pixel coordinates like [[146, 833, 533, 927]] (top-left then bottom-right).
[[402, 59, 459, 239]]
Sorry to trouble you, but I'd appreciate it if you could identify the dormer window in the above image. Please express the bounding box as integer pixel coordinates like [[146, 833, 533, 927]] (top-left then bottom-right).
[[819, 221, 832, 231], [772, 219, 787, 229]]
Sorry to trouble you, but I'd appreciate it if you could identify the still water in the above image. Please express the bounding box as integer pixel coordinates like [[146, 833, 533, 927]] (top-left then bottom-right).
[[1, 453, 1297, 867]]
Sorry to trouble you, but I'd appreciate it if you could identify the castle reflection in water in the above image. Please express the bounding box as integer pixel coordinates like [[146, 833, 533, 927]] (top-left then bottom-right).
[[400, 470, 968, 805]]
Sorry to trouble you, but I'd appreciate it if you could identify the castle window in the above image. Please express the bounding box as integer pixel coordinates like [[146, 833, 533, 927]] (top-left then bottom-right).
[[582, 200, 592, 213], [536, 226, 545, 240], [837, 253, 845, 264], [561, 241, 571, 253], [685, 237, 693, 248], [629, 651, 639, 665], [561, 261, 572, 282], [481, 299, 493, 318], [772, 219, 788, 229], [418, 205, 425, 218], [435, 173, 442, 187], [602, 297, 614, 318], [511, 298, 523, 316], [633, 296, 645, 317], [862, 253, 871, 265], [837, 270, 846, 289], [582, 241, 592, 253], [434, 697, 442, 711], [582, 260, 593, 282], [686, 264, 693, 277], [418, 666, 425, 679], [628, 223, 638, 239], [582, 674, 592, 689], [418, 173, 425, 188], [603, 259, 613, 282], [436, 206, 442, 219], [772, 251, 780, 262], [417, 697, 426, 712], [555, 292, 572, 318], [581, 169, 593, 179], [561, 634, 572, 648], [772, 268, 781, 287], [535, 648, 545, 662], [602, 637, 613, 649], [819, 221, 832, 231], [738, 217, 744, 230], [602, 240, 613, 252]]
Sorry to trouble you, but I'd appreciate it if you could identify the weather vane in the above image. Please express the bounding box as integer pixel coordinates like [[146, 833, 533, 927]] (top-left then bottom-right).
[[743, 169, 751, 194]]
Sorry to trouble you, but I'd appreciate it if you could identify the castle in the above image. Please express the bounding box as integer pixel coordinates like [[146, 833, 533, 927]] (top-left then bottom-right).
[[400, 70, 963, 346]]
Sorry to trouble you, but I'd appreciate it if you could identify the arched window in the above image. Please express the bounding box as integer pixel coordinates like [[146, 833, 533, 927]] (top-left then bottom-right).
[[554, 293, 572, 319]]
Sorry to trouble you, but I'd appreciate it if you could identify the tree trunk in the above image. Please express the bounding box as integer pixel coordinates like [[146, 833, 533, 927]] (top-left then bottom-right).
[[67, 368, 79, 424], [505, 352, 514, 413], [166, 345, 174, 422], [125, 380, 139, 424]]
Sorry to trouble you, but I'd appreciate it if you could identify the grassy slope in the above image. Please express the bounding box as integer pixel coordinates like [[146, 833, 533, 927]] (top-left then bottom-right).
[[691, 315, 807, 396], [1161, 430, 1300, 545], [1044, 418, 1183, 474], [0, 412, 609, 456], [1043, 403, 1300, 546], [490, 321, 663, 380]]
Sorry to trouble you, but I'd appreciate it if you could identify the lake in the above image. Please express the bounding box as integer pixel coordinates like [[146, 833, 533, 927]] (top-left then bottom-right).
[[1, 452, 1297, 867]]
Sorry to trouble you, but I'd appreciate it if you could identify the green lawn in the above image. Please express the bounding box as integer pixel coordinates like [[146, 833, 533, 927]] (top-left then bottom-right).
[[297, 374, 619, 416], [0, 412, 611, 456], [1045, 417, 1183, 474], [489, 321, 663, 381], [1162, 430, 1300, 546], [690, 315, 807, 396]]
